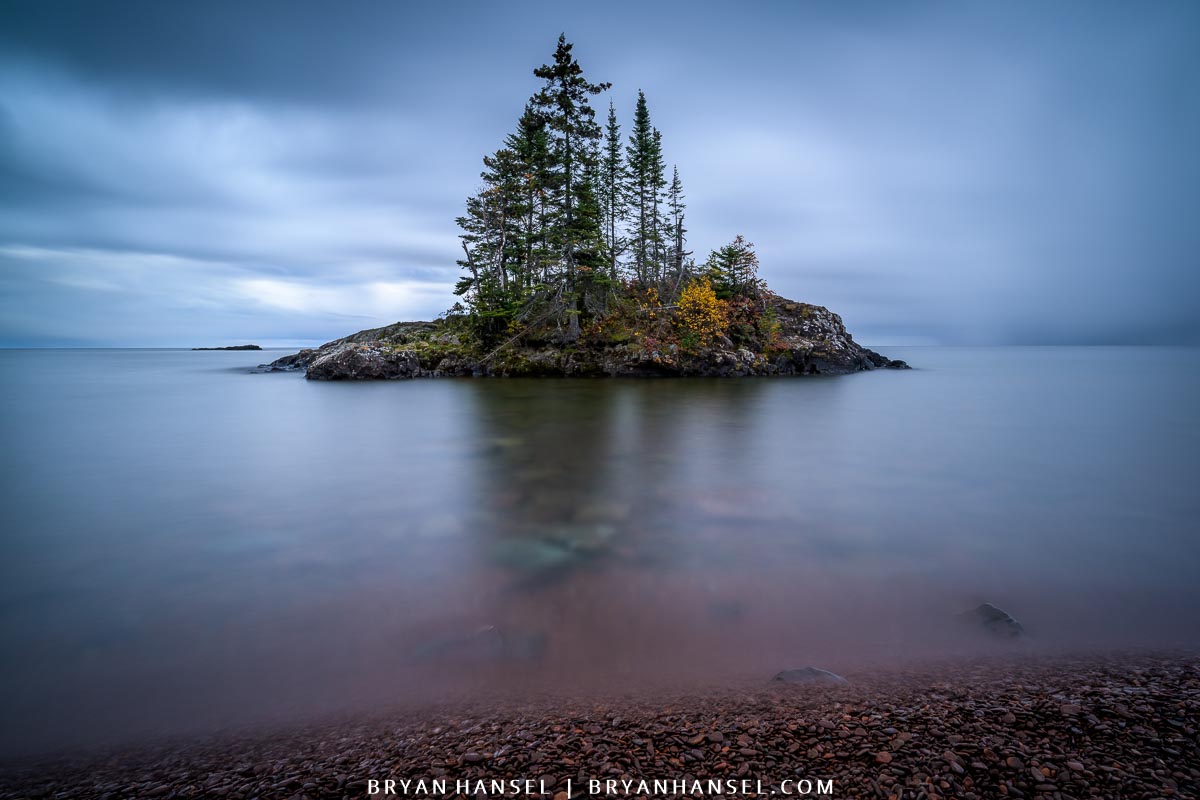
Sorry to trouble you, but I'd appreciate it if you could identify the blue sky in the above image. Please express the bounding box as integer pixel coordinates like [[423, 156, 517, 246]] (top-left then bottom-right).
[[1, 0, 1197, 346]]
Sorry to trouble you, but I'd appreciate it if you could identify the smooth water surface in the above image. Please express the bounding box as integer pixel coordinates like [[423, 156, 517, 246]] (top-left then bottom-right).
[[2, 347, 1199, 755]]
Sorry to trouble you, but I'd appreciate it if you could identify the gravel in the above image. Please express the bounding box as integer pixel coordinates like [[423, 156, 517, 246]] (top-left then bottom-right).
[[1, 652, 1196, 800]]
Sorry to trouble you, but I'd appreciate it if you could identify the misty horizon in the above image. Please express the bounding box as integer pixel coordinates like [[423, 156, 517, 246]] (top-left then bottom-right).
[[1, 0, 1198, 347]]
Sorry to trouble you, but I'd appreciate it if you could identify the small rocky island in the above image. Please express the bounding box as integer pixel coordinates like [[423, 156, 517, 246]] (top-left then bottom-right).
[[267, 37, 908, 381], [262, 38, 902, 383], [193, 344, 262, 351], [265, 295, 907, 380]]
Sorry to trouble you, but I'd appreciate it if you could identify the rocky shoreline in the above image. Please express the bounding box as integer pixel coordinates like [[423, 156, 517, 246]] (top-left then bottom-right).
[[2, 652, 1195, 799], [261, 297, 909, 381]]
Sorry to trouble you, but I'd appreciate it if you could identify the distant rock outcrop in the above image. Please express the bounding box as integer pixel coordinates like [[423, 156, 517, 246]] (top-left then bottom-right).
[[261, 297, 909, 380], [193, 344, 262, 351]]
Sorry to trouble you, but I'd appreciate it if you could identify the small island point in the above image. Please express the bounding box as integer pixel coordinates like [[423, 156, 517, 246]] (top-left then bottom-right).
[[266, 36, 908, 380]]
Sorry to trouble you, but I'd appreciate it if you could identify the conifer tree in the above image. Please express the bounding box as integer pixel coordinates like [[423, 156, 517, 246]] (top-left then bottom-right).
[[649, 127, 668, 285], [570, 141, 608, 273], [704, 235, 762, 300], [597, 101, 627, 278], [455, 146, 528, 335], [530, 34, 610, 282], [626, 91, 655, 284], [505, 105, 554, 287], [667, 165, 689, 288], [455, 36, 771, 348]]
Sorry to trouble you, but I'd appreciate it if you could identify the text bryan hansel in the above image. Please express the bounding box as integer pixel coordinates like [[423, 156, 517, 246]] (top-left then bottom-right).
[[367, 779, 548, 796], [365, 778, 835, 796]]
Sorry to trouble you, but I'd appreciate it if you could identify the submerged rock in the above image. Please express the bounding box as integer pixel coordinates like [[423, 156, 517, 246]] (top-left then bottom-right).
[[489, 525, 619, 586], [409, 625, 504, 662], [773, 667, 848, 685], [489, 537, 581, 574], [961, 602, 1026, 639], [409, 624, 546, 664]]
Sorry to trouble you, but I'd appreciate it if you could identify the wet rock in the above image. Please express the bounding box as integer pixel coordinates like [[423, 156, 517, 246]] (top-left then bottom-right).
[[262, 321, 439, 373], [540, 522, 618, 554], [489, 538, 582, 575], [960, 602, 1026, 638], [772, 667, 848, 685], [409, 625, 505, 663], [261, 349, 315, 371], [409, 624, 546, 664], [306, 343, 422, 381]]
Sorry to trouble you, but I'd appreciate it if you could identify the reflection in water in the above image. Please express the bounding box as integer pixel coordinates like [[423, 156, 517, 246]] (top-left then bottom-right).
[[1, 348, 1199, 755], [459, 381, 778, 681]]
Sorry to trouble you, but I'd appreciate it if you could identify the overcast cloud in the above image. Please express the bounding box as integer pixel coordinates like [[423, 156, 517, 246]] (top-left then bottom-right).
[[1, 0, 1197, 346]]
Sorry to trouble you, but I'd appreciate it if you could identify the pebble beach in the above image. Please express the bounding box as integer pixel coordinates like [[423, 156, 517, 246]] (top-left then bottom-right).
[[2, 651, 1196, 800]]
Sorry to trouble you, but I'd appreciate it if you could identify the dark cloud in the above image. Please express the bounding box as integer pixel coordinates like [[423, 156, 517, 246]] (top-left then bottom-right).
[[0, 0, 1197, 345]]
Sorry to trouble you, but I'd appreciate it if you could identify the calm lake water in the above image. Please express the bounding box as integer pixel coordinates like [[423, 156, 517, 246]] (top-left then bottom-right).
[[2, 346, 1199, 755]]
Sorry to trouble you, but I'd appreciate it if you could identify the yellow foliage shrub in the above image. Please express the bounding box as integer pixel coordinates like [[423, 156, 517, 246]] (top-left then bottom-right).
[[676, 280, 727, 348]]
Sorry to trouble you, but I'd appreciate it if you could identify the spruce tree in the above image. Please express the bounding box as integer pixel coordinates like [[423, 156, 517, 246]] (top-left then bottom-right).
[[454, 36, 771, 349], [626, 91, 654, 284], [667, 165, 689, 288], [568, 141, 607, 271], [455, 146, 527, 336], [506, 105, 554, 288], [704, 235, 761, 300], [530, 34, 610, 280], [649, 127, 667, 285], [597, 101, 627, 278]]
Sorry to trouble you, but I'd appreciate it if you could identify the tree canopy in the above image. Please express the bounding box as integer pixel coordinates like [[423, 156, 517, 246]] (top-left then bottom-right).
[[454, 36, 764, 348]]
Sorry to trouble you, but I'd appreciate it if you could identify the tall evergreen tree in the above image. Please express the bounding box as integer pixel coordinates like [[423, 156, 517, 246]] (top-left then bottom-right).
[[649, 127, 668, 285], [530, 34, 610, 281], [626, 91, 655, 284], [455, 146, 528, 336], [455, 36, 767, 348], [597, 101, 627, 278], [667, 164, 689, 287], [570, 140, 608, 274], [505, 105, 554, 287]]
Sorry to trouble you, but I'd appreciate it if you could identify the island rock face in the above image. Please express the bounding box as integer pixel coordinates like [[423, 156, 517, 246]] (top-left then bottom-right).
[[306, 343, 423, 381], [264, 298, 908, 380]]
